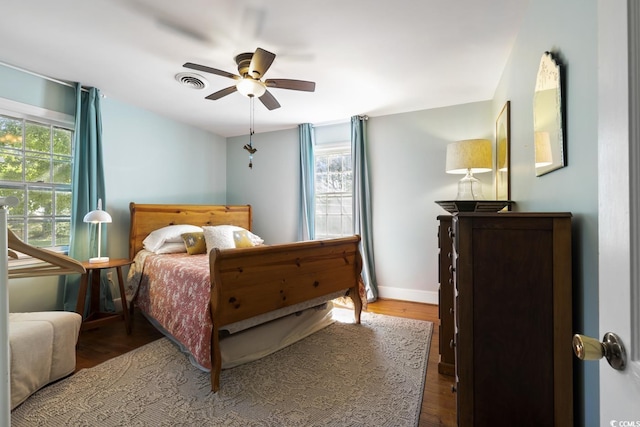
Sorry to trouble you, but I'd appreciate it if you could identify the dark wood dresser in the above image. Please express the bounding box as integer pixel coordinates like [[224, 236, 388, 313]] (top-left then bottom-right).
[[437, 215, 455, 376], [452, 212, 573, 426]]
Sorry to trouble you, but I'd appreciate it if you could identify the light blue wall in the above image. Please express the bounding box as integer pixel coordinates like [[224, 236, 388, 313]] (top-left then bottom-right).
[[226, 128, 300, 244], [368, 103, 493, 302], [2, 69, 227, 312], [101, 97, 227, 260], [493, 0, 598, 424]]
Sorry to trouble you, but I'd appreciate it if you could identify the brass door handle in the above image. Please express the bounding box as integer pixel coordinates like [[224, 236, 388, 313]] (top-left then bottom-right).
[[572, 333, 626, 370]]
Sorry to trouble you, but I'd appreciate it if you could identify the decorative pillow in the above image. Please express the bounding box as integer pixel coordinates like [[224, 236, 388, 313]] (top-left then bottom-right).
[[203, 225, 264, 254], [143, 224, 203, 252], [233, 229, 255, 248], [153, 242, 188, 254], [182, 232, 206, 255]]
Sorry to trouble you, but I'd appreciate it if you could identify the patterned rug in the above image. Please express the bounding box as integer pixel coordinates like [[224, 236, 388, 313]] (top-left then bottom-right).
[[12, 310, 432, 427]]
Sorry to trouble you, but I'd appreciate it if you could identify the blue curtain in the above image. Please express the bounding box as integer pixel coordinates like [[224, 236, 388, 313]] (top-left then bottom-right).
[[61, 84, 112, 314], [351, 115, 378, 301], [298, 123, 315, 241]]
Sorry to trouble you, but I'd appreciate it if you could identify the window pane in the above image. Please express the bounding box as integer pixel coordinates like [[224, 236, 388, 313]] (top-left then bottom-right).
[[55, 219, 71, 246], [342, 214, 353, 235], [0, 150, 23, 181], [315, 156, 327, 173], [326, 216, 342, 237], [53, 128, 72, 156], [53, 159, 72, 184], [328, 172, 342, 191], [25, 155, 51, 183], [329, 156, 342, 172], [25, 121, 51, 153], [55, 190, 72, 216], [344, 171, 353, 193], [316, 172, 328, 193], [28, 219, 53, 247], [0, 116, 23, 149], [8, 219, 25, 240], [327, 196, 342, 214], [28, 188, 53, 216]]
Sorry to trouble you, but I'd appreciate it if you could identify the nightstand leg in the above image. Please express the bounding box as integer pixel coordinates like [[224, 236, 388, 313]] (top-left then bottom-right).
[[75, 274, 89, 318], [116, 266, 131, 334]]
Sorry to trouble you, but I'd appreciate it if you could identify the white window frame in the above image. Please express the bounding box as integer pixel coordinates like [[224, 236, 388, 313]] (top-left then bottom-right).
[[314, 141, 353, 239], [0, 99, 74, 253]]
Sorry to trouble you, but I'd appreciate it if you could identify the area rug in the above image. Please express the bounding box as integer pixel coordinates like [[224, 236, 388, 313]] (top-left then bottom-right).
[[12, 311, 432, 427]]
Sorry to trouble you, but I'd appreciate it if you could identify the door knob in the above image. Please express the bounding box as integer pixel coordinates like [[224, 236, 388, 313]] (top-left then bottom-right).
[[572, 332, 626, 371]]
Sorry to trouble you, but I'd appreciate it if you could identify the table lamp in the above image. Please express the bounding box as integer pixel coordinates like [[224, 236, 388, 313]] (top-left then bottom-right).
[[83, 198, 112, 263], [445, 139, 492, 200]]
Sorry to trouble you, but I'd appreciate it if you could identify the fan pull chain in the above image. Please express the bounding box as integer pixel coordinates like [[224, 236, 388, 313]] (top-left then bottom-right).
[[243, 96, 258, 169]]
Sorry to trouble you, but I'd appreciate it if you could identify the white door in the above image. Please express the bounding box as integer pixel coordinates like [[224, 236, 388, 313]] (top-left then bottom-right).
[[598, 1, 640, 424]]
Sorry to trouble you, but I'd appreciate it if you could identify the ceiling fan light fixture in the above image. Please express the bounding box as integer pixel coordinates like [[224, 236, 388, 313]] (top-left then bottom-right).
[[236, 78, 266, 97]]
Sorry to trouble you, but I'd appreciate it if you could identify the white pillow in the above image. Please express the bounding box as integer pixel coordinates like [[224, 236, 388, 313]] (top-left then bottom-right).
[[203, 225, 264, 254], [143, 224, 203, 252], [154, 242, 188, 254]]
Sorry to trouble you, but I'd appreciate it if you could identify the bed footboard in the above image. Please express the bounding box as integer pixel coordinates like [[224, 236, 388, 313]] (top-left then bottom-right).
[[209, 235, 363, 392]]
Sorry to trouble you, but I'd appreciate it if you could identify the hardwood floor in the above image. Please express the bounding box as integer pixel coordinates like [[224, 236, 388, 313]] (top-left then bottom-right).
[[75, 299, 457, 427]]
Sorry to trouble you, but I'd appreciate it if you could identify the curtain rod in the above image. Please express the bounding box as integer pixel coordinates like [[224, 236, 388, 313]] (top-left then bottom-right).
[[0, 61, 89, 92]]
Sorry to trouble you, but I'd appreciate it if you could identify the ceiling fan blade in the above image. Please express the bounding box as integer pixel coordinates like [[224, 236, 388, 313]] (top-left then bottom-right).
[[183, 62, 240, 80], [265, 79, 316, 92], [205, 86, 238, 100], [248, 48, 276, 78], [258, 90, 281, 110]]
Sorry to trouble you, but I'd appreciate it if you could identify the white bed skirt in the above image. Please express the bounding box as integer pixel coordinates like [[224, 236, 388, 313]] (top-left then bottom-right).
[[142, 302, 337, 371]]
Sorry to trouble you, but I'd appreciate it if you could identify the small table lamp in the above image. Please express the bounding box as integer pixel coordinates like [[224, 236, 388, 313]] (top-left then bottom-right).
[[83, 198, 112, 263], [446, 139, 492, 200]]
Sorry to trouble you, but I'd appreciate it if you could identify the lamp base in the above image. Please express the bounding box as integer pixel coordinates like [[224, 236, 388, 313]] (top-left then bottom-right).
[[456, 172, 485, 200], [89, 256, 110, 264]]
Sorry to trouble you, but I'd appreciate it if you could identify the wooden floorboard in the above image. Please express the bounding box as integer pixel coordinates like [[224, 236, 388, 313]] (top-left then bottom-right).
[[75, 299, 457, 426]]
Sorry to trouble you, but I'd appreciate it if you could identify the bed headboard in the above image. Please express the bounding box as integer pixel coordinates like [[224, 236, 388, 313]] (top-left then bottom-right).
[[128, 203, 252, 259]]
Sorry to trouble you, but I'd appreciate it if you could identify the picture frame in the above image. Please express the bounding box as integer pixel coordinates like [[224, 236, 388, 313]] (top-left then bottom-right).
[[495, 101, 511, 201]]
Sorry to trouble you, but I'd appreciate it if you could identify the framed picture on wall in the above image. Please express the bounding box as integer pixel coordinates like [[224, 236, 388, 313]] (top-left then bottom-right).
[[496, 101, 511, 201]]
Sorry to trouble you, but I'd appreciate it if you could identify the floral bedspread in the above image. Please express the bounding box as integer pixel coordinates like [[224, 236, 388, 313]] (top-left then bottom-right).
[[126, 251, 213, 370]]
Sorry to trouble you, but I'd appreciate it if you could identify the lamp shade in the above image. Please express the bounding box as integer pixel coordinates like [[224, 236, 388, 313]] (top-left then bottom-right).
[[83, 209, 112, 224], [446, 139, 492, 174]]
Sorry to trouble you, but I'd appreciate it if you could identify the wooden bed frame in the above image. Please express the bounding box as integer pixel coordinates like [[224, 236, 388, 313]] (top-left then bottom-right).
[[128, 203, 363, 392]]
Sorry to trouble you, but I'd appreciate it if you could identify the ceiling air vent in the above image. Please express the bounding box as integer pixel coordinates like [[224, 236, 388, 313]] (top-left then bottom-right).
[[175, 72, 208, 90]]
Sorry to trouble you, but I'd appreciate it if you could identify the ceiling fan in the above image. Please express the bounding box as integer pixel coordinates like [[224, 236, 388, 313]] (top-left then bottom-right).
[[183, 47, 316, 110]]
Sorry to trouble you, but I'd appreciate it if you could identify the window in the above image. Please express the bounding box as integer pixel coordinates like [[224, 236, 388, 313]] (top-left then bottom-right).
[[0, 113, 73, 249], [314, 143, 352, 239]]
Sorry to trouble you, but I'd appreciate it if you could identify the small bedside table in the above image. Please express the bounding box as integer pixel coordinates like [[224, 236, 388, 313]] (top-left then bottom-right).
[[75, 258, 133, 334]]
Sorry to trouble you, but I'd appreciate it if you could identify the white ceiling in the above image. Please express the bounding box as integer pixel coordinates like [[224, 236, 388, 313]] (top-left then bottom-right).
[[0, 0, 529, 137]]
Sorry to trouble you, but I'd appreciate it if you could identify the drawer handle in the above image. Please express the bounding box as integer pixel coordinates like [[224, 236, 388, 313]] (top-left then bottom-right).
[[450, 339, 455, 349], [451, 385, 457, 393], [449, 265, 455, 274], [449, 308, 454, 315]]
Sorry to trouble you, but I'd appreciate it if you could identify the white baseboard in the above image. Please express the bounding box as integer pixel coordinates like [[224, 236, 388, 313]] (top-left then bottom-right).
[[376, 286, 439, 305]]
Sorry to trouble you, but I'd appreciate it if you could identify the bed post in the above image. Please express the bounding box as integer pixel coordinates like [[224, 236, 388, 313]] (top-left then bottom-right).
[[209, 248, 222, 393], [351, 241, 363, 324]]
